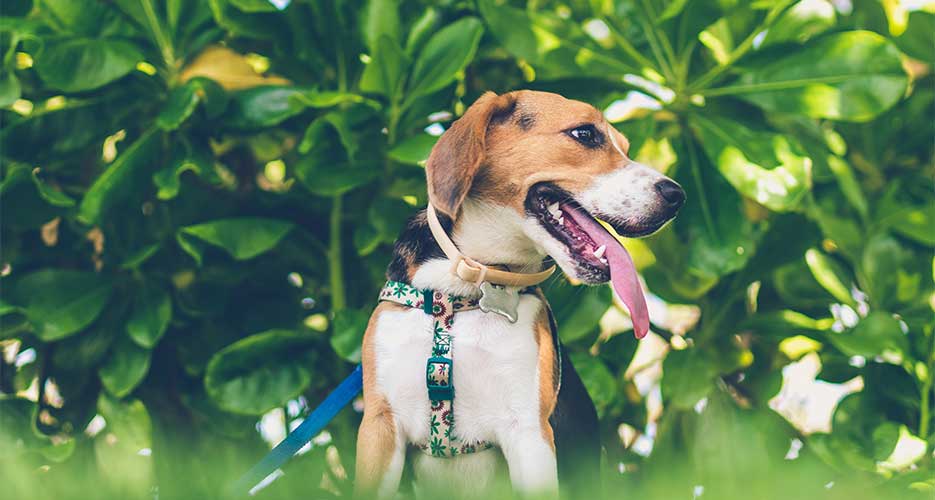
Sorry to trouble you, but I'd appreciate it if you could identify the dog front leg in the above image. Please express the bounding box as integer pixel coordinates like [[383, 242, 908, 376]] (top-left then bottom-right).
[[499, 425, 559, 498], [354, 401, 405, 499]]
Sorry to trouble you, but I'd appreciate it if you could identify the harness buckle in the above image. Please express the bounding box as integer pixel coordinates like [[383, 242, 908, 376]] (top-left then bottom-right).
[[426, 356, 454, 401]]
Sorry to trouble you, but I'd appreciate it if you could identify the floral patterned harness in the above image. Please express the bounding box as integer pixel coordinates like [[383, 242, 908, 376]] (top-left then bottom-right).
[[378, 280, 535, 458]]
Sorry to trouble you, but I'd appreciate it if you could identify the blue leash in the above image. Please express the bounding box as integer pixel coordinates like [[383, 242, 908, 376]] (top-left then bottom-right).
[[231, 365, 363, 496]]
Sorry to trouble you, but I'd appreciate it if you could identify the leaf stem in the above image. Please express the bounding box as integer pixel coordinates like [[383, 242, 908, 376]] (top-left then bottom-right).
[[919, 333, 934, 446], [141, 0, 176, 75], [603, 17, 660, 74], [329, 194, 346, 313], [688, 0, 794, 92]]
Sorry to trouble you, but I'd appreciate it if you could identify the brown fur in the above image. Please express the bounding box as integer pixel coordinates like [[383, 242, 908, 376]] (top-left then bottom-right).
[[534, 304, 558, 450], [355, 301, 407, 495], [429, 90, 634, 216]]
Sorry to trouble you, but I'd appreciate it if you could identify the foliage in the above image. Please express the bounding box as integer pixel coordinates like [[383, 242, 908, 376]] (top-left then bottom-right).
[[1, 0, 933, 499]]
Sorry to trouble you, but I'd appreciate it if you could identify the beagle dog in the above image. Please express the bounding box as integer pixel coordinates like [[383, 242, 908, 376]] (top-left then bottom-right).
[[355, 90, 684, 498]]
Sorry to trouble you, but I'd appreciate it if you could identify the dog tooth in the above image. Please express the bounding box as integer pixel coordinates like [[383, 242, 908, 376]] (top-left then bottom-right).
[[548, 202, 560, 214], [558, 216, 564, 225], [593, 245, 606, 259], [600, 257, 608, 264]]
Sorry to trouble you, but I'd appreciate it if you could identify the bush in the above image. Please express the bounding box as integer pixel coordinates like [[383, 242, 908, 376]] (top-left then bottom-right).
[[1, 1, 932, 499]]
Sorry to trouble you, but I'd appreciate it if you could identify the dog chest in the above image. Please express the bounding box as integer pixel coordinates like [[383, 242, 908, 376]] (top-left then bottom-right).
[[372, 294, 546, 447]]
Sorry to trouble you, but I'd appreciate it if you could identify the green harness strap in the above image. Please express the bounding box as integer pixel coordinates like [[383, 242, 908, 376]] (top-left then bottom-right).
[[379, 280, 493, 457]]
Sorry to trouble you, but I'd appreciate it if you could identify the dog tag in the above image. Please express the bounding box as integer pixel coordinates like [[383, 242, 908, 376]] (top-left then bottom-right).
[[478, 282, 520, 323]]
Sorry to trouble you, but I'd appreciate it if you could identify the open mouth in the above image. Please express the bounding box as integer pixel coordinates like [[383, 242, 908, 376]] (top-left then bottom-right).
[[527, 184, 651, 339], [532, 192, 611, 279]]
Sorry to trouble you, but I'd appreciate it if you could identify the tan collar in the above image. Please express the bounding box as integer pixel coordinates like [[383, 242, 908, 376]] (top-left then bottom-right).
[[425, 204, 556, 287]]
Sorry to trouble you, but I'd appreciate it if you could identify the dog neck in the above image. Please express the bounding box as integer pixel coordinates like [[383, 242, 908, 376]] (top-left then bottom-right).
[[386, 199, 547, 297]]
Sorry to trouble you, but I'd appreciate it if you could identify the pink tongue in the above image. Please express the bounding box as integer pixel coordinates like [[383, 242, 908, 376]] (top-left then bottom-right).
[[563, 206, 650, 339]]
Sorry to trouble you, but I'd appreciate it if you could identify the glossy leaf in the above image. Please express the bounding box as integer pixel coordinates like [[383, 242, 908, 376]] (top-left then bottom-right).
[[827, 312, 909, 362], [177, 217, 294, 262], [692, 114, 811, 212], [204, 329, 314, 415], [99, 335, 151, 397], [78, 129, 162, 225], [94, 394, 153, 493], [126, 283, 172, 348], [331, 308, 370, 363], [34, 38, 142, 92], [8, 270, 113, 341], [761, 0, 835, 46], [662, 348, 718, 409], [726, 31, 908, 122], [360, 35, 409, 99], [570, 352, 617, 418], [388, 133, 438, 166], [407, 17, 483, 99]]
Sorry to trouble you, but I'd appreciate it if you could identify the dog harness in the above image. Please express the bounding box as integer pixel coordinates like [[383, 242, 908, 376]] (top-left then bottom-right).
[[378, 280, 536, 458]]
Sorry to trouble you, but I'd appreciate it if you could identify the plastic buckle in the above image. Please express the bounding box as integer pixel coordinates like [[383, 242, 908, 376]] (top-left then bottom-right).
[[426, 356, 454, 401]]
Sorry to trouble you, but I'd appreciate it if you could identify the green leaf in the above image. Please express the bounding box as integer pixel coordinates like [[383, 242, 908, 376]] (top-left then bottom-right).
[[0, 70, 21, 107], [78, 129, 162, 225], [331, 308, 370, 363], [664, 137, 759, 281], [827, 312, 909, 362], [761, 0, 836, 46], [126, 283, 172, 348], [177, 217, 294, 262], [894, 11, 935, 63], [353, 224, 381, 256], [691, 115, 811, 212], [8, 270, 113, 341], [360, 35, 409, 99], [724, 31, 908, 122], [544, 280, 613, 342], [34, 37, 142, 92], [94, 394, 153, 493], [204, 329, 314, 415], [153, 145, 212, 200], [31, 169, 76, 207], [223, 86, 307, 129], [362, 0, 400, 51], [569, 352, 617, 418], [0, 397, 47, 458], [99, 335, 151, 397], [478, 0, 633, 79], [804, 248, 856, 306], [662, 348, 718, 409], [407, 17, 483, 99], [155, 78, 227, 131], [741, 309, 833, 339], [157, 83, 200, 131], [388, 133, 438, 166], [826, 156, 868, 219], [290, 90, 377, 110], [229, 0, 278, 12], [861, 233, 911, 306], [889, 204, 935, 247]]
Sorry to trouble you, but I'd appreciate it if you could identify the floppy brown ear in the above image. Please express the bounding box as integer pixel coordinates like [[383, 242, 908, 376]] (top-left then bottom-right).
[[425, 91, 514, 219]]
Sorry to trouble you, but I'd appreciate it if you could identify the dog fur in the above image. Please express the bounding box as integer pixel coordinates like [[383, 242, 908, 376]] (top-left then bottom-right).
[[355, 91, 683, 498]]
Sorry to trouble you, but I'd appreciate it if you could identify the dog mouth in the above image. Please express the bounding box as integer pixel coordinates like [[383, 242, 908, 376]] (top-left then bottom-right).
[[527, 184, 650, 338]]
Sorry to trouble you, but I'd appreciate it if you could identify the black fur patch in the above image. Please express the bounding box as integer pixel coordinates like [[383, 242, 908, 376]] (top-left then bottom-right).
[[489, 96, 518, 126], [516, 112, 536, 130], [386, 209, 451, 282]]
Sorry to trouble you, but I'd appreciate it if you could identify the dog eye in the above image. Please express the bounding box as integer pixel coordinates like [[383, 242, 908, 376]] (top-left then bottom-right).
[[567, 125, 602, 147]]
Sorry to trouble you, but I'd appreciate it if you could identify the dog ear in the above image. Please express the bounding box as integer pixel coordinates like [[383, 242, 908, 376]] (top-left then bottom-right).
[[426, 92, 515, 219]]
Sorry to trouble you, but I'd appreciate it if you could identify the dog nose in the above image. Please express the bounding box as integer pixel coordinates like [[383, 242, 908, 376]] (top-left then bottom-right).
[[655, 180, 685, 208]]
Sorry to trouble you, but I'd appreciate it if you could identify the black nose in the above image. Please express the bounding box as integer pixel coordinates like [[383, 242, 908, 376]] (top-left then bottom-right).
[[655, 180, 685, 208]]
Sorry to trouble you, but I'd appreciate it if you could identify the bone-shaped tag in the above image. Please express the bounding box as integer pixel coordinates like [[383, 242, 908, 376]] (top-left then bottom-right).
[[478, 282, 520, 323]]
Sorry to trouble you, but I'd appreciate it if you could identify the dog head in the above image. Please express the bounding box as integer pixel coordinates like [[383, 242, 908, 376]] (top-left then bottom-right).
[[425, 90, 684, 285]]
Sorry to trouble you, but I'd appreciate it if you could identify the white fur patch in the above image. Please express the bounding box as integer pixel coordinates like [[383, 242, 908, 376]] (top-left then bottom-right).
[[372, 292, 556, 496]]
